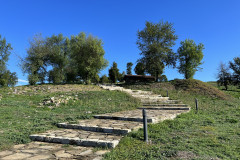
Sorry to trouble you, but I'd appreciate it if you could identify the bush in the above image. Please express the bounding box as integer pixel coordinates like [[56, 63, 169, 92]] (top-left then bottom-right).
[[159, 75, 168, 82], [100, 75, 109, 84], [28, 74, 39, 85]]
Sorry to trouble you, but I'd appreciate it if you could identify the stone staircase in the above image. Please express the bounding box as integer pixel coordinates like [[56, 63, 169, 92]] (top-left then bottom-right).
[[0, 85, 190, 160]]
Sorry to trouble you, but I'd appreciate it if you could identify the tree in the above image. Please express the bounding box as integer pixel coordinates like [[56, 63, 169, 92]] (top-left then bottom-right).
[[0, 71, 18, 87], [137, 21, 178, 81], [229, 57, 240, 76], [70, 32, 108, 84], [217, 62, 231, 90], [100, 75, 109, 84], [46, 34, 69, 84], [229, 57, 240, 86], [159, 75, 168, 82], [22, 32, 108, 85], [118, 71, 126, 82], [22, 34, 49, 85], [108, 62, 120, 83], [126, 62, 133, 75], [0, 35, 18, 87], [134, 62, 145, 75], [177, 39, 204, 79]]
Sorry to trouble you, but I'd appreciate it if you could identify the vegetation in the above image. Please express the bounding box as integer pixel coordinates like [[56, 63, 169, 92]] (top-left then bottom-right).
[[217, 62, 232, 90], [229, 57, 240, 76], [0, 84, 140, 151], [177, 39, 204, 79], [136, 21, 178, 82], [158, 74, 168, 82], [22, 33, 108, 85], [216, 56, 240, 88], [108, 62, 120, 83], [105, 80, 239, 159], [126, 62, 133, 75], [100, 75, 110, 83], [134, 62, 145, 75], [0, 35, 18, 87]]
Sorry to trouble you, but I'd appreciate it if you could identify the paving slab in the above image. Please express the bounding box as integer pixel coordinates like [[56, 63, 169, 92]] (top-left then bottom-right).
[[141, 99, 182, 104], [94, 109, 188, 123], [58, 119, 142, 135], [139, 104, 190, 110], [0, 142, 109, 160], [143, 103, 188, 106], [30, 129, 122, 148], [138, 107, 190, 110]]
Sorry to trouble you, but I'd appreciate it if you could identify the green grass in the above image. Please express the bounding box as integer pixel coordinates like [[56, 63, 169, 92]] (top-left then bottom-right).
[[0, 84, 140, 151], [105, 81, 240, 159]]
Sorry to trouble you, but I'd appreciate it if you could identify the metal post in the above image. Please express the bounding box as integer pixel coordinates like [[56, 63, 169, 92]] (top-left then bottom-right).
[[195, 98, 198, 112], [142, 109, 148, 142]]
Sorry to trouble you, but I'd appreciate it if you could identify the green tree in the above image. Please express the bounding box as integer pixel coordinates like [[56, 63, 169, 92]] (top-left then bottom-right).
[[229, 57, 240, 86], [46, 34, 69, 84], [229, 57, 240, 76], [23, 32, 108, 85], [70, 32, 108, 84], [177, 39, 204, 79], [217, 62, 231, 90], [118, 71, 126, 82], [0, 35, 18, 87], [100, 75, 109, 84], [126, 62, 133, 75], [108, 62, 120, 83], [137, 21, 178, 81], [134, 61, 145, 75], [22, 34, 49, 85], [159, 75, 168, 82]]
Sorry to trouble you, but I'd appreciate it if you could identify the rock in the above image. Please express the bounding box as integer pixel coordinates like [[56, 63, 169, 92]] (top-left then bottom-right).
[[50, 97, 55, 102], [85, 111, 92, 114], [1, 153, 32, 160], [54, 150, 72, 158]]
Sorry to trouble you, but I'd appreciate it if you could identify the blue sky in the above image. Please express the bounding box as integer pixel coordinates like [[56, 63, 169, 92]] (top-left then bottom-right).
[[1, 0, 240, 85]]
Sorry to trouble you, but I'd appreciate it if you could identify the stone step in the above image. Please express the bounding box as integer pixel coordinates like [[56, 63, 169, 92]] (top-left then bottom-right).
[[141, 99, 182, 104], [57, 119, 142, 135], [30, 129, 121, 148], [132, 95, 165, 99], [138, 107, 190, 110], [142, 104, 188, 107], [0, 142, 109, 160], [94, 109, 188, 124], [93, 115, 155, 123]]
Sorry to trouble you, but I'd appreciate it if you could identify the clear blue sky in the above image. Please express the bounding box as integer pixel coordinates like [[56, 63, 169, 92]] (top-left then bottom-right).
[[1, 0, 240, 85]]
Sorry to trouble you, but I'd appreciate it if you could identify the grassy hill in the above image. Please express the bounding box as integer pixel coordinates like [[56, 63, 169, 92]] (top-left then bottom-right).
[[0, 80, 239, 159], [0, 84, 140, 151], [105, 80, 240, 159]]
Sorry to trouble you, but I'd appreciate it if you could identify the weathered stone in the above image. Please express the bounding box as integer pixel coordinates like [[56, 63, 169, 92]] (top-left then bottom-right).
[[79, 149, 93, 156], [0, 151, 13, 157], [26, 155, 52, 160], [20, 149, 39, 154], [12, 144, 25, 149], [2, 153, 32, 160], [54, 150, 72, 158], [94, 150, 110, 156], [93, 156, 103, 160]]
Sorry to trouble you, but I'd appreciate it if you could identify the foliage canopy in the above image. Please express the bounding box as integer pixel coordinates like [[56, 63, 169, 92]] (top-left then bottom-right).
[[136, 21, 178, 81], [0, 35, 18, 87], [177, 39, 204, 79], [22, 33, 108, 85]]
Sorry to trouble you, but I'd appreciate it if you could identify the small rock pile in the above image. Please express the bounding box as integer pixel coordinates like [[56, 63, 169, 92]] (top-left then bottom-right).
[[39, 95, 79, 108]]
